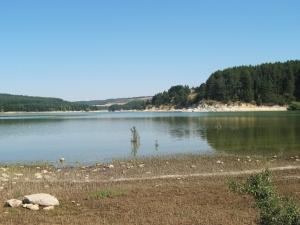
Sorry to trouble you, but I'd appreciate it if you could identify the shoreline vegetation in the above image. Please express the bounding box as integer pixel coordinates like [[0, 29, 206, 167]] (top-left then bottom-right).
[[1, 60, 300, 113], [0, 154, 299, 224]]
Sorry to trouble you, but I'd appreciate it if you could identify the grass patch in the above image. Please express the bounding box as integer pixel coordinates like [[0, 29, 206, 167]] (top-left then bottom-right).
[[229, 170, 300, 225], [90, 188, 127, 199]]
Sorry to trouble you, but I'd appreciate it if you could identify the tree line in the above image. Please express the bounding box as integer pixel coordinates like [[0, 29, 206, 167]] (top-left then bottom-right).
[[0, 94, 94, 112], [151, 60, 300, 108]]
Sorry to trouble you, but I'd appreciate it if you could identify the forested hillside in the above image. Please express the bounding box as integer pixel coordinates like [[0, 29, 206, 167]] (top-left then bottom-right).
[[151, 60, 300, 108], [0, 94, 91, 112]]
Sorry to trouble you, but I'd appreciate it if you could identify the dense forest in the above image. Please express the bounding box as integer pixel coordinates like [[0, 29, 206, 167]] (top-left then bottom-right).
[[108, 100, 148, 111], [0, 94, 92, 112], [151, 60, 300, 108]]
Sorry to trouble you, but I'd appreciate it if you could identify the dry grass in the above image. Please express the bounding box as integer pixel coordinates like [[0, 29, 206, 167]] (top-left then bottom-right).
[[0, 155, 299, 225]]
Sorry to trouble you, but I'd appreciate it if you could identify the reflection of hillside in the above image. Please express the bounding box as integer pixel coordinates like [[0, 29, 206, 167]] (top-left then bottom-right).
[[0, 118, 67, 138], [149, 117, 204, 139], [149, 113, 300, 155], [197, 115, 300, 155]]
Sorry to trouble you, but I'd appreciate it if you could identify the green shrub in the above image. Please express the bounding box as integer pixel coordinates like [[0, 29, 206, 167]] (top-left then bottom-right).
[[288, 102, 300, 111], [229, 170, 300, 225], [90, 188, 127, 199]]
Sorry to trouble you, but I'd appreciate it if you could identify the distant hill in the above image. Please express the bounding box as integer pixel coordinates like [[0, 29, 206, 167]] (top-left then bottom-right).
[[151, 60, 300, 108], [0, 93, 91, 112], [76, 96, 152, 107]]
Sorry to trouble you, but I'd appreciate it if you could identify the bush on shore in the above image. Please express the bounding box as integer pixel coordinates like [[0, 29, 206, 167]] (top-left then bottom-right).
[[288, 102, 300, 111], [229, 170, 300, 225]]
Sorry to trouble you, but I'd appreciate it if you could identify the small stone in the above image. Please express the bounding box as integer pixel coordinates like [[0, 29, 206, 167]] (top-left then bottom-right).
[[41, 170, 48, 174], [237, 158, 241, 162], [5, 199, 22, 208], [24, 204, 39, 211], [191, 165, 196, 168], [14, 173, 23, 177], [43, 206, 54, 210], [107, 164, 114, 169], [59, 158, 65, 163], [138, 164, 145, 168], [34, 173, 43, 179]]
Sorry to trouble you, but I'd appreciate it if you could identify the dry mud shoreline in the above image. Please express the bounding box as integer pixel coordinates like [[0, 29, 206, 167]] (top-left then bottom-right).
[[0, 154, 299, 225]]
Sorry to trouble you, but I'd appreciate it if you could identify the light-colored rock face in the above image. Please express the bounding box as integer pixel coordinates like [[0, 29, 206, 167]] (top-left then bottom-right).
[[6, 199, 22, 208], [23, 193, 59, 206]]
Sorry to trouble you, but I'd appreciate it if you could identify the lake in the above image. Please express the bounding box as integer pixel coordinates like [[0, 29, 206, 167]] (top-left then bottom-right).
[[0, 111, 299, 164]]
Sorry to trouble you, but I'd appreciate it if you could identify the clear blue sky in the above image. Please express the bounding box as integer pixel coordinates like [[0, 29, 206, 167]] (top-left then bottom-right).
[[0, 0, 299, 101]]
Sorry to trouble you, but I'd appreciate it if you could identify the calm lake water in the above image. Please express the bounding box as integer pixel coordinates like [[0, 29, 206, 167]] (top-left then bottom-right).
[[0, 111, 299, 164]]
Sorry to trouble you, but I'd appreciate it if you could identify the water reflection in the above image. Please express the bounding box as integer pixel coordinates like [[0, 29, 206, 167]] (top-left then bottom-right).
[[149, 113, 300, 155], [0, 112, 299, 163]]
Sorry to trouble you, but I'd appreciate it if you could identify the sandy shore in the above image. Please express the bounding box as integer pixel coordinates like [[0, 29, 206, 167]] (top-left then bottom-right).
[[0, 154, 299, 225], [145, 102, 287, 112]]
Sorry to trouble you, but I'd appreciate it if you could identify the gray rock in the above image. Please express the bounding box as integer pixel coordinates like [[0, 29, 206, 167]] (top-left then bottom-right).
[[23, 193, 59, 206], [5, 199, 22, 208]]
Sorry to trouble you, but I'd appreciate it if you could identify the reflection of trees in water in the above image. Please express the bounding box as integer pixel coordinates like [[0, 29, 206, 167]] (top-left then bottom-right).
[[150, 114, 300, 155], [199, 116, 300, 155], [0, 118, 66, 139], [150, 117, 205, 139]]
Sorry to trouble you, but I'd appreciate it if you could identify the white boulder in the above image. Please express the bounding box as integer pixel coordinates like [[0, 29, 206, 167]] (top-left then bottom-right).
[[23, 193, 59, 206]]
